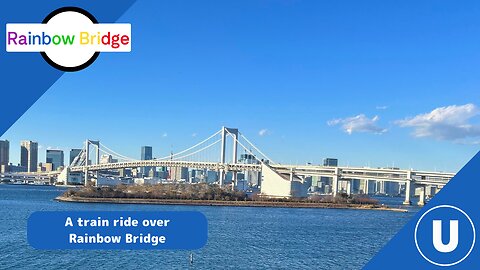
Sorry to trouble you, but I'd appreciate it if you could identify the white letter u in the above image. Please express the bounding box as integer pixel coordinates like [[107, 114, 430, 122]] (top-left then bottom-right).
[[432, 220, 459, 253]]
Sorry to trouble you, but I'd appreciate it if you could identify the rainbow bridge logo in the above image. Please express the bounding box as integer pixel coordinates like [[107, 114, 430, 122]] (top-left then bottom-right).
[[5, 7, 131, 72]]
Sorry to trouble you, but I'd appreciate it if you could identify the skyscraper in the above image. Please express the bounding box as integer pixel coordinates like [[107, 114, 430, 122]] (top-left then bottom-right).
[[0, 140, 9, 167], [69, 148, 82, 165], [0, 140, 9, 173], [20, 140, 38, 173], [323, 158, 338, 167], [46, 149, 64, 170], [141, 146, 153, 177]]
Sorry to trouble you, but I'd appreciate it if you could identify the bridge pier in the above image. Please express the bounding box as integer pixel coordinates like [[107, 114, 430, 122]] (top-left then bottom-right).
[[418, 186, 426, 206], [232, 171, 238, 191], [84, 140, 89, 186], [403, 171, 413, 205], [346, 180, 352, 196], [332, 168, 339, 197], [364, 179, 369, 194]]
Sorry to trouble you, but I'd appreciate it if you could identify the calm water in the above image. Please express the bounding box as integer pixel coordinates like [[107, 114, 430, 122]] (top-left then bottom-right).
[[0, 185, 416, 270]]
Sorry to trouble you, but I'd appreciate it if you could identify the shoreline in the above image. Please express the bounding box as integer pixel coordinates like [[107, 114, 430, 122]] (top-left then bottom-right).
[[56, 196, 408, 212]]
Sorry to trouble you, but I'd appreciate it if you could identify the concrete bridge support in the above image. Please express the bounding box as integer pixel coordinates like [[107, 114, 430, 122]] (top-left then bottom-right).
[[332, 168, 340, 197], [364, 179, 369, 195], [84, 140, 89, 186], [418, 186, 426, 206], [403, 171, 413, 205]]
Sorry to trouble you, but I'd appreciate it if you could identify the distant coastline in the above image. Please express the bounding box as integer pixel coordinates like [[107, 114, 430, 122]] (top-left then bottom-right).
[[56, 195, 408, 212]]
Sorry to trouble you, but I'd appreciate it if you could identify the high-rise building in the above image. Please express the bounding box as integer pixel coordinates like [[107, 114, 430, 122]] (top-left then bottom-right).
[[69, 148, 82, 165], [0, 140, 9, 167], [20, 140, 38, 172], [46, 149, 64, 171], [323, 158, 338, 167], [141, 146, 153, 177], [170, 167, 188, 181], [0, 140, 9, 173]]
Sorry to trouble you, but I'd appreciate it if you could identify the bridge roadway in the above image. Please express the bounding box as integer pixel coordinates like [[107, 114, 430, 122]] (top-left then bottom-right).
[[69, 160, 454, 185], [70, 160, 262, 173]]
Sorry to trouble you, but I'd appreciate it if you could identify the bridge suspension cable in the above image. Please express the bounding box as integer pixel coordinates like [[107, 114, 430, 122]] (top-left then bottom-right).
[[155, 129, 222, 161], [171, 139, 222, 161], [238, 132, 276, 165], [96, 141, 138, 161], [69, 148, 86, 167], [74, 127, 275, 167], [96, 146, 134, 162], [224, 129, 276, 165]]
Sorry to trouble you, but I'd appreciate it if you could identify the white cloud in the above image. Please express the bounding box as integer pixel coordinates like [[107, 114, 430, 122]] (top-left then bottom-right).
[[395, 103, 480, 141], [376, 105, 388, 110], [192, 133, 197, 137], [162, 133, 168, 138], [258, 129, 269, 136], [328, 114, 387, 135]]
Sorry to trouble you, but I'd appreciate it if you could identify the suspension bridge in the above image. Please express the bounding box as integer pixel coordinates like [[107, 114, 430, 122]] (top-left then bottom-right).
[[5, 127, 456, 205]]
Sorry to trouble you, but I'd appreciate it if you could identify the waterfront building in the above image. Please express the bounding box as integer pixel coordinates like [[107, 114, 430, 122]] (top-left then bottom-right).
[[20, 140, 38, 173], [6, 164, 27, 173], [46, 149, 64, 170]]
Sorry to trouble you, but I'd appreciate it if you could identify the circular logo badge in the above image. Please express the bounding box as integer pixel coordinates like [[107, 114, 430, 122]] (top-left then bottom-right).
[[415, 205, 475, 267], [41, 7, 100, 72]]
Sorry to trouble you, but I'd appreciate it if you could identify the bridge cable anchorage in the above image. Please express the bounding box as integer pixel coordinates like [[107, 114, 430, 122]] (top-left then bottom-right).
[[171, 139, 222, 161], [225, 129, 276, 165], [154, 129, 222, 161]]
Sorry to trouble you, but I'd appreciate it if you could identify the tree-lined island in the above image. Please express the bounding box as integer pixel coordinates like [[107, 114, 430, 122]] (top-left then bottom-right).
[[56, 183, 408, 212]]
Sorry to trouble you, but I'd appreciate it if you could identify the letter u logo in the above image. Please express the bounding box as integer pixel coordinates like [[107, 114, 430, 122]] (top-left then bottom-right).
[[432, 220, 459, 253]]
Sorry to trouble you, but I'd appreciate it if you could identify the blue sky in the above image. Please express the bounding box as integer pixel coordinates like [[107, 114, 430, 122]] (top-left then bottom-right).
[[2, 0, 480, 172]]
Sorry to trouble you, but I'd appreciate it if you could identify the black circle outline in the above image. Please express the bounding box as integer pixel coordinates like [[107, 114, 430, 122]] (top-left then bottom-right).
[[40, 7, 100, 72]]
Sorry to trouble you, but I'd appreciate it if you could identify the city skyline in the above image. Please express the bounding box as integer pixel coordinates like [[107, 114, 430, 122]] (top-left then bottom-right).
[[1, 1, 480, 172]]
